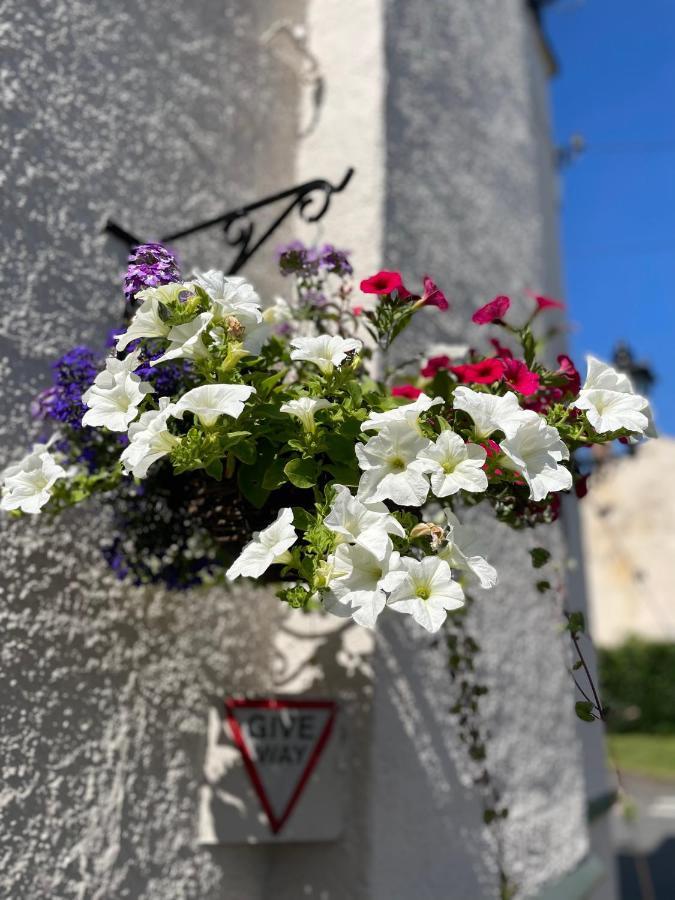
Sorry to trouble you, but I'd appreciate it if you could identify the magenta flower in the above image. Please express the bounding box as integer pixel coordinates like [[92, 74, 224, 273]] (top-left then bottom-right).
[[527, 289, 565, 311], [471, 295, 510, 325], [392, 384, 423, 399], [420, 355, 451, 378], [502, 359, 540, 396], [360, 270, 405, 295], [450, 358, 505, 384], [420, 275, 449, 310]]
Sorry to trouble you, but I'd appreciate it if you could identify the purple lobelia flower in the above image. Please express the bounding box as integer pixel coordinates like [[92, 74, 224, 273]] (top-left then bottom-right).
[[123, 242, 180, 305], [33, 346, 99, 429]]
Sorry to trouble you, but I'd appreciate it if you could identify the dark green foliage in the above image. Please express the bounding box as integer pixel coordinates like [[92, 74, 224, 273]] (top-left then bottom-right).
[[599, 639, 675, 733]]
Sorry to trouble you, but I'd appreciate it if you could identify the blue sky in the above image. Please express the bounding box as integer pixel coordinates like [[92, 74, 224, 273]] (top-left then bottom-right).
[[545, 0, 675, 434]]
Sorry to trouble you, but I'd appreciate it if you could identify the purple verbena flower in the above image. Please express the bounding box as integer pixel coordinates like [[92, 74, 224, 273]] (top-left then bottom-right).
[[124, 242, 180, 305], [320, 244, 353, 276]]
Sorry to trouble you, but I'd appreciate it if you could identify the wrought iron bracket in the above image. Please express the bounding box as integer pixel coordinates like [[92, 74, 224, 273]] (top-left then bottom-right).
[[105, 167, 354, 274]]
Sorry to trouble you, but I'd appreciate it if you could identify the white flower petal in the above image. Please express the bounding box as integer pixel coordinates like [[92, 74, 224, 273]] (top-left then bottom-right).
[[361, 394, 443, 433], [1, 447, 67, 514], [500, 412, 571, 501], [226, 508, 296, 580], [290, 335, 362, 374], [172, 384, 255, 427], [453, 387, 528, 439]]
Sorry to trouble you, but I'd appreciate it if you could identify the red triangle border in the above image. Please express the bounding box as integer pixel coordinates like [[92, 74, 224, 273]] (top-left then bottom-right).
[[224, 697, 337, 835]]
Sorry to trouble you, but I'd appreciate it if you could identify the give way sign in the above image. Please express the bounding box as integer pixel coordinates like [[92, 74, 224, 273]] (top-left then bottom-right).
[[224, 698, 337, 834]]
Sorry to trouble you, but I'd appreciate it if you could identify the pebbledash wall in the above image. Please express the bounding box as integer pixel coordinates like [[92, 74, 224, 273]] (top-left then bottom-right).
[[0, 2, 616, 900]]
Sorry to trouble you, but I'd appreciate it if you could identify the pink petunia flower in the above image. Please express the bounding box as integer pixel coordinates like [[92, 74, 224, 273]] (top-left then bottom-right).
[[420, 275, 449, 310], [527, 289, 565, 311], [472, 295, 510, 325], [450, 358, 505, 384], [421, 355, 452, 378], [502, 359, 540, 396], [360, 270, 405, 295], [392, 384, 423, 399], [489, 337, 514, 359], [557, 354, 581, 396]]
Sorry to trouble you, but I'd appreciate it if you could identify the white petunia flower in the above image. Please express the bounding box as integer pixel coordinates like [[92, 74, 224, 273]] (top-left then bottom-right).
[[324, 539, 401, 629], [1, 442, 67, 514], [243, 296, 293, 355], [324, 484, 405, 558], [381, 556, 464, 633], [280, 396, 332, 432], [355, 422, 432, 507], [571, 355, 651, 435], [226, 507, 297, 580], [115, 288, 178, 351], [172, 384, 255, 427], [438, 511, 498, 590], [193, 270, 263, 326], [415, 430, 488, 497], [290, 334, 362, 374], [82, 350, 153, 432], [453, 386, 529, 439], [120, 398, 180, 478], [500, 412, 572, 501], [152, 312, 214, 365], [361, 394, 443, 434]]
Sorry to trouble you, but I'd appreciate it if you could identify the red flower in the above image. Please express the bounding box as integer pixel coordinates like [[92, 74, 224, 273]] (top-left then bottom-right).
[[489, 337, 513, 359], [450, 358, 505, 384], [481, 439, 504, 474], [472, 295, 510, 325], [392, 384, 422, 399], [360, 270, 405, 295], [557, 354, 581, 396], [527, 289, 565, 311], [421, 354, 451, 378], [574, 475, 589, 500], [502, 359, 540, 396], [352, 305, 363, 317], [421, 275, 449, 310]]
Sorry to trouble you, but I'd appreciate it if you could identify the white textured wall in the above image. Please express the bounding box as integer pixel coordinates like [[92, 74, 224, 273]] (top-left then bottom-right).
[[295, 0, 615, 896], [0, 3, 302, 898]]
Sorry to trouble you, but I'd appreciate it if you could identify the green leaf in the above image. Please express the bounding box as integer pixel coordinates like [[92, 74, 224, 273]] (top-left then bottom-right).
[[258, 369, 287, 398], [536, 579, 551, 594], [205, 458, 223, 480], [346, 381, 363, 407], [292, 506, 316, 532], [231, 440, 257, 465], [325, 463, 359, 486], [575, 700, 596, 722], [237, 461, 270, 508], [284, 457, 319, 489], [262, 457, 288, 490], [567, 611, 586, 636], [529, 547, 551, 569], [323, 432, 357, 463]]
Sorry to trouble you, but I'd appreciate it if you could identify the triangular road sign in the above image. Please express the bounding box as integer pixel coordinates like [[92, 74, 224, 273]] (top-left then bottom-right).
[[225, 698, 337, 835]]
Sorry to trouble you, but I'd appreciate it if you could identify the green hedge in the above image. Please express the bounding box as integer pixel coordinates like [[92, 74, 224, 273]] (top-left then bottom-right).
[[599, 639, 675, 734]]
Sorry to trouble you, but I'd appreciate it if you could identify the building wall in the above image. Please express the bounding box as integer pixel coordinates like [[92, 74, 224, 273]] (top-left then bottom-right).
[[0, 2, 303, 898], [297, 0, 615, 896], [1, 1, 615, 898]]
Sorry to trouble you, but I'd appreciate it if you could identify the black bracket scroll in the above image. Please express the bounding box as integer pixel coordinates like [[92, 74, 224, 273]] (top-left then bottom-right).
[[105, 167, 355, 275]]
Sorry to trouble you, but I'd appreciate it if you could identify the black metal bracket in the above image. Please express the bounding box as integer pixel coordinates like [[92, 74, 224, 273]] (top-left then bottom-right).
[[105, 167, 354, 275]]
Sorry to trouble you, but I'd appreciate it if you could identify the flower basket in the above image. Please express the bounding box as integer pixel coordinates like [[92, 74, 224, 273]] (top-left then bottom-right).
[[2, 241, 654, 626]]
